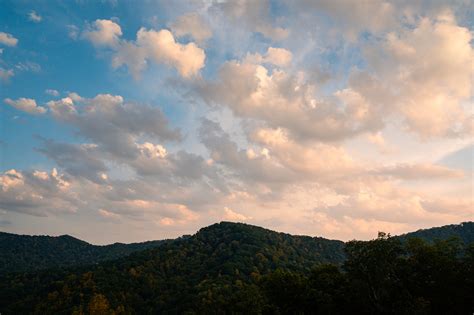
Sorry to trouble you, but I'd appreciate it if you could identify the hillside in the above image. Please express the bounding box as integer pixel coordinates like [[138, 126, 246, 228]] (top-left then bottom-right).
[[1, 221, 472, 276], [0, 221, 472, 314], [400, 221, 474, 244], [0, 232, 164, 275]]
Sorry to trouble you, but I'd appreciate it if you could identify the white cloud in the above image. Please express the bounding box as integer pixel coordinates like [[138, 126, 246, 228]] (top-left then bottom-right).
[[201, 60, 381, 142], [28, 11, 42, 23], [67, 25, 79, 40], [296, 0, 396, 40], [3, 3, 474, 243], [84, 19, 206, 79], [4, 97, 47, 114], [15, 61, 41, 73], [83, 19, 122, 47], [355, 12, 473, 138], [45, 89, 60, 97], [246, 47, 293, 67], [0, 32, 18, 46], [223, 207, 250, 221], [213, 0, 289, 41], [0, 169, 76, 217], [170, 13, 212, 44], [264, 47, 292, 67], [47, 93, 181, 158]]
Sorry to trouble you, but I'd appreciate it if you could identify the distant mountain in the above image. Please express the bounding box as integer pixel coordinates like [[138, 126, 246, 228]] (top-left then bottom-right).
[[400, 221, 474, 244], [1, 221, 473, 276], [0, 231, 164, 275], [0, 222, 346, 314], [0, 221, 472, 314]]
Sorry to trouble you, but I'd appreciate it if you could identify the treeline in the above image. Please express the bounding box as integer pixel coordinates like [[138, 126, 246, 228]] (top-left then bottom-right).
[[0, 224, 472, 314], [0, 232, 165, 275]]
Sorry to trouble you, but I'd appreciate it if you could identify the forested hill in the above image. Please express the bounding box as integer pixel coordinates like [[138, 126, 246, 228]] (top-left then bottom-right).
[[0, 221, 472, 314], [0, 231, 164, 275], [399, 221, 474, 244], [1, 221, 473, 275]]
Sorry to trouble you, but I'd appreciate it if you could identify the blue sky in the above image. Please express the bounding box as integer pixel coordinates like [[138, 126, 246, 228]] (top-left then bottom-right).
[[0, 0, 472, 244]]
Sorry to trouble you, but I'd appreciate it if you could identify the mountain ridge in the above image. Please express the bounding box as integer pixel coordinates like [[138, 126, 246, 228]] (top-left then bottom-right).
[[1, 221, 473, 276], [0, 220, 472, 314]]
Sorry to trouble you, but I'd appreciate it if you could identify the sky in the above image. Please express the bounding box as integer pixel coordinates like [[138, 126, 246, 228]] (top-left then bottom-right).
[[0, 0, 473, 244]]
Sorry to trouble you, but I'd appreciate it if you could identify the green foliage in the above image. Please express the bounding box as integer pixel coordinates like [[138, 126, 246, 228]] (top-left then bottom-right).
[[398, 222, 474, 245], [0, 232, 165, 275], [0, 222, 472, 314]]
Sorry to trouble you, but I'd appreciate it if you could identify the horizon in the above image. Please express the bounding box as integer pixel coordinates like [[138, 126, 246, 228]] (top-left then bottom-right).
[[2, 219, 473, 247], [1, 0, 473, 244]]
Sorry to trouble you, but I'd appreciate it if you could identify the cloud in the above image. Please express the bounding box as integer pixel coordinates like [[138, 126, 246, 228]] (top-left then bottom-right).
[[45, 89, 59, 97], [47, 93, 181, 158], [67, 25, 79, 40], [313, 177, 470, 227], [0, 169, 77, 217], [246, 47, 293, 67], [170, 13, 212, 44], [213, 0, 289, 41], [375, 163, 464, 180], [2, 2, 473, 243], [250, 127, 357, 177], [4, 97, 47, 114], [223, 207, 250, 221], [84, 19, 206, 79], [0, 32, 18, 46], [83, 19, 122, 47], [98, 208, 121, 221], [295, 0, 396, 40], [200, 60, 382, 142], [15, 61, 41, 73], [354, 12, 473, 138], [37, 140, 108, 183], [199, 118, 296, 185], [0, 68, 14, 82], [28, 10, 42, 23]]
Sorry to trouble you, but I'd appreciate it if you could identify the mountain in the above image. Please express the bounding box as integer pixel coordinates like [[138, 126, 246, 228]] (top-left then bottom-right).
[[0, 221, 472, 314], [2, 221, 472, 276], [0, 231, 165, 275], [400, 221, 474, 244]]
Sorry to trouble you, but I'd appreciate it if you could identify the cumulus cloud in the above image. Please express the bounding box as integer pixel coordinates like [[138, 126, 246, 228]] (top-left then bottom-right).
[[170, 13, 212, 44], [84, 19, 206, 78], [0, 32, 18, 46], [246, 47, 293, 67], [353, 12, 473, 138], [47, 93, 181, 158], [315, 183, 472, 229], [201, 60, 382, 142], [37, 140, 108, 183], [0, 169, 76, 216], [83, 19, 122, 47], [4, 97, 47, 114], [296, 0, 396, 40], [213, 0, 289, 41], [28, 11, 42, 23], [3, 2, 473, 242], [250, 127, 357, 178]]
